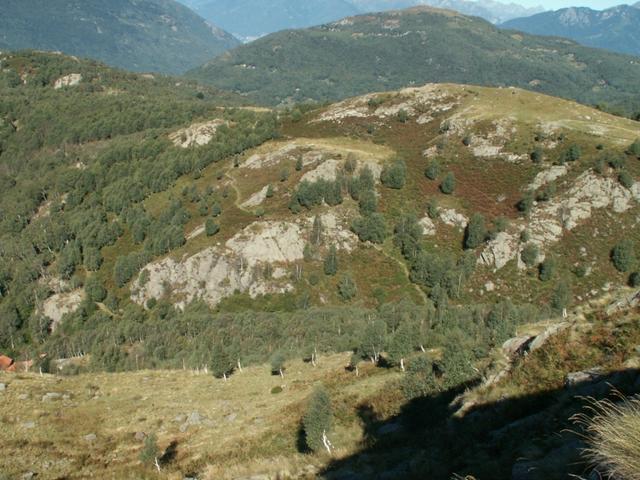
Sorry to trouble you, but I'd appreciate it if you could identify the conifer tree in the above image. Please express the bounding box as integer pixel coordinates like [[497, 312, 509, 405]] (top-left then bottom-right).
[[324, 245, 338, 276]]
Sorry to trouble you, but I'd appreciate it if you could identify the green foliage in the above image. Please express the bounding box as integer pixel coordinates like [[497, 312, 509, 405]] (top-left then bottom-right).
[[323, 245, 338, 276], [440, 172, 456, 194], [311, 215, 324, 246], [629, 272, 640, 287], [210, 345, 232, 379], [85, 276, 107, 303], [394, 213, 424, 262], [205, 218, 220, 237], [551, 279, 572, 313], [358, 189, 378, 214], [627, 139, 640, 158], [530, 147, 544, 163], [402, 356, 438, 399], [517, 193, 534, 215], [337, 274, 357, 301], [611, 240, 637, 273], [189, 8, 640, 116], [439, 343, 476, 389], [291, 179, 343, 210], [380, 159, 407, 189], [563, 144, 582, 162], [424, 159, 440, 180], [139, 433, 159, 466], [619, 170, 634, 188], [521, 243, 540, 267], [0, 2, 239, 75], [302, 385, 333, 453], [351, 213, 388, 244], [539, 257, 557, 282], [426, 198, 439, 219], [270, 351, 286, 375], [464, 213, 487, 250]]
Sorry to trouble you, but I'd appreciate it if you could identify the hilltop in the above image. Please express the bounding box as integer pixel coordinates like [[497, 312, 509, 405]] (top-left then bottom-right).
[[188, 7, 640, 117], [503, 5, 640, 58], [181, 0, 542, 42], [0, 0, 240, 74]]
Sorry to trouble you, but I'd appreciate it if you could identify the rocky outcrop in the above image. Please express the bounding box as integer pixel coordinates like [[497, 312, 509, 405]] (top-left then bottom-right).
[[169, 119, 226, 148], [481, 171, 640, 270], [132, 214, 357, 308], [240, 185, 270, 209], [42, 289, 84, 330], [440, 208, 468, 229], [315, 84, 459, 124], [54, 73, 82, 89]]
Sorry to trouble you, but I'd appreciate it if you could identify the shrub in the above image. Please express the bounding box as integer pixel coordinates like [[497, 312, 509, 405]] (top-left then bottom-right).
[[551, 279, 571, 313], [539, 256, 557, 282], [619, 170, 634, 189], [381, 160, 407, 189], [629, 272, 640, 287], [85, 276, 107, 303], [426, 198, 439, 219], [338, 274, 357, 301], [402, 356, 438, 400], [271, 386, 283, 394], [530, 147, 543, 163], [611, 240, 636, 273], [270, 351, 286, 376], [517, 193, 534, 215], [627, 138, 640, 158], [464, 213, 487, 249], [205, 218, 219, 236], [139, 433, 159, 467], [302, 385, 333, 453], [351, 213, 387, 244], [323, 245, 338, 276], [564, 144, 581, 162], [521, 243, 539, 267], [440, 172, 456, 194], [424, 160, 440, 180]]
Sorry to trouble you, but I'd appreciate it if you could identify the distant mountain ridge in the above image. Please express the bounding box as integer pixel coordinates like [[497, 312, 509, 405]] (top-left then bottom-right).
[[0, 0, 240, 74], [179, 0, 543, 41], [188, 7, 640, 117], [502, 4, 640, 58]]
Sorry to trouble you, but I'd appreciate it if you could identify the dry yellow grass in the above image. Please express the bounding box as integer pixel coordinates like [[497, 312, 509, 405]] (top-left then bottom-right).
[[576, 394, 640, 480], [0, 353, 398, 479]]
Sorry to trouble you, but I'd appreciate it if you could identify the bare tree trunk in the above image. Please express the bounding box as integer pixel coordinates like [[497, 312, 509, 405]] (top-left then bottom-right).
[[237, 359, 243, 372], [223, 372, 227, 382], [322, 430, 333, 455], [562, 308, 568, 319], [355, 365, 359, 377], [154, 457, 161, 472], [279, 368, 284, 379], [400, 358, 405, 372], [420, 345, 426, 353]]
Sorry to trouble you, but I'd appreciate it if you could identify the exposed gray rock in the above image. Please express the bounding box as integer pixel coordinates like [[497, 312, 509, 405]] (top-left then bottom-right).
[[134, 431, 147, 442], [377, 421, 404, 436], [18, 393, 29, 400], [0, 383, 6, 392], [225, 413, 237, 423], [22, 421, 36, 429], [42, 392, 62, 402], [502, 336, 534, 357], [565, 368, 605, 387], [84, 433, 97, 442], [529, 323, 570, 352]]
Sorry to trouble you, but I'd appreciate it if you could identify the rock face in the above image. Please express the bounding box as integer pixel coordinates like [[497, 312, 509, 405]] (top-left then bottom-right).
[[481, 171, 640, 270], [240, 185, 270, 209], [169, 119, 226, 148], [440, 208, 468, 229], [42, 289, 84, 330], [132, 214, 357, 308], [315, 84, 460, 124], [418, 216, 436, 236], [54, 73, 82, 89]]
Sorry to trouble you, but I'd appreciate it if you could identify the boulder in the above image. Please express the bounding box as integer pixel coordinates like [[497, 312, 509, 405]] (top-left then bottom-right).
[[565, 368, 605, 388], [84, 433, 97, 442], [0, 383, 6, 392], [42, 392, 62, 402], [502, 336, 534, 357]]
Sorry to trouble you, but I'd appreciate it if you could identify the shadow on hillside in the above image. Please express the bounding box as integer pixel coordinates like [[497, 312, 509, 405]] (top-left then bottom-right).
[[320, 367, 640, 480]]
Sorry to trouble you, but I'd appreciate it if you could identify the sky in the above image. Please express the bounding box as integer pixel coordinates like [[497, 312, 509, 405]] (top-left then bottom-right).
[[516, 0, 633, 8]]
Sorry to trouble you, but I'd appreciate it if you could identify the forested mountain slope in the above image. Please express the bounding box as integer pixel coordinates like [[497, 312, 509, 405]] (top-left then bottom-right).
[[503, 5, 640, 58], [188, 7, 640, 117], [0, 0, 240, 73], [1, 50, 640, 480]]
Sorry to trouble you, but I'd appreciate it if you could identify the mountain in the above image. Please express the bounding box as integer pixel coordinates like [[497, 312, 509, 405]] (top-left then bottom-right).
[[503, 5, 640, 58], [181, 0, 543, 41], [185, 0, 360, 41], [350, 0, 545, 24], [0, 0, 240, 74], [2, 51, 640, 479], [188, 7, 640, 116]]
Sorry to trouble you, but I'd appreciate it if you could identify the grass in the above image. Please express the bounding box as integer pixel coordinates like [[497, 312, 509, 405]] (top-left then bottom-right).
[[0, 353, 399, 479], [576, 394, 640, 480]]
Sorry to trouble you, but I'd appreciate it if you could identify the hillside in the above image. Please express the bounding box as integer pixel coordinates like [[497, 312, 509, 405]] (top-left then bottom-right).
[[188, 7, 640, 117], [1, 52, 640, 479], [350, 0, 544, 24], [188, 0, 359, 41], [0, 0, 240, 74], [182, 0, 542, 42], [503, 5, 640, 58]]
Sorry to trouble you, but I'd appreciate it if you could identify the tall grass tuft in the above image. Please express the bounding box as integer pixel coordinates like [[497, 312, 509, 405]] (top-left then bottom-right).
[[575, 394, 640, 480]]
